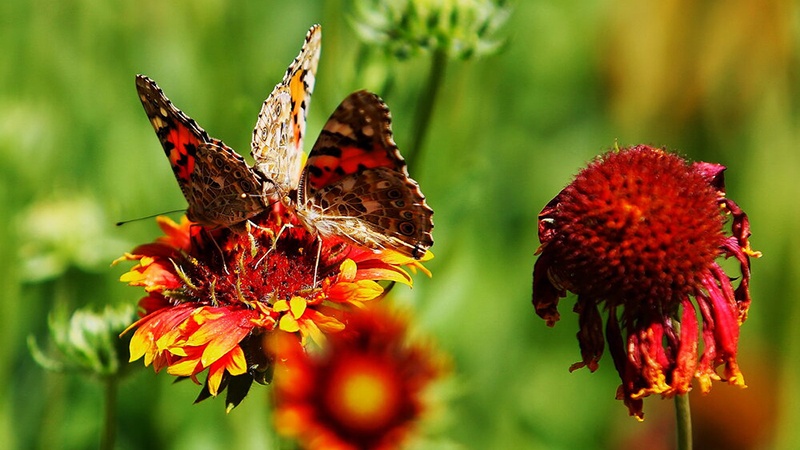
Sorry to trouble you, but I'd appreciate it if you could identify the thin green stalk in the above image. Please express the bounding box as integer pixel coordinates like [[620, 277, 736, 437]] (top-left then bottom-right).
[[674, 393, 692, 450], [379, 70, 396, 103], [670, 312, 692, 450], [100, 375, 118, 450], [405, 47, 447, 165], [353, 43, 370, 85]]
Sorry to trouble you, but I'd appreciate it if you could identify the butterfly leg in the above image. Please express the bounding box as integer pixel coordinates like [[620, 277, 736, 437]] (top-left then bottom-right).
[[271, 223, 293, 251], [190, 224, 229, 275], [233, 251, 258, 308], [312, 236, 322, 287], [245, 220, 277, 259], [204, 228, 230, 275], [254, 222, 292, 269]]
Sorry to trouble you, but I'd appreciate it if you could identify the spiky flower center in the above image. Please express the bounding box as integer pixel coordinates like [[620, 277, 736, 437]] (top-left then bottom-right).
[[180, 219, 345, 307], [548, 147, 725, 308]]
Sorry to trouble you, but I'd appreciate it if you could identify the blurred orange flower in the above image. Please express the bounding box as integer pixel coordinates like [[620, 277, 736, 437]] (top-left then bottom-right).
[[271, 305, 448, 449]]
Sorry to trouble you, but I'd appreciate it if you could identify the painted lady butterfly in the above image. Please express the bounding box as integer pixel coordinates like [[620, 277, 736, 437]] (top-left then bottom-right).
[[136, 24, 433, 259]]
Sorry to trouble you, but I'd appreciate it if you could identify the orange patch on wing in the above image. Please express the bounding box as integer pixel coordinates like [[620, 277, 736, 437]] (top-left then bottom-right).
[[166, 126, 198, 181], [289, 68, 307, 145], [339, 144, 394, 172], [308, 145, 395, 188]]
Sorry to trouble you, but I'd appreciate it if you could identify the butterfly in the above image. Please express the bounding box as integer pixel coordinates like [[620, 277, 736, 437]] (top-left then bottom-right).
[[137, 24, 433, 259], [250, 28, 432, 259], [268, 89, 434, 259], [136, 25, 320, 228]]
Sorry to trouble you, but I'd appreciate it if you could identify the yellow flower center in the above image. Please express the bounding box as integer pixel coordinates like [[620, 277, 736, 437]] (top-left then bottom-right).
[[325, 356, 400, 433]]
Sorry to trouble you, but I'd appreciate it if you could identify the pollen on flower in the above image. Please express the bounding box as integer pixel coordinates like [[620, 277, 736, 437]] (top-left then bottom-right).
[[117, 209, 431, 409], [532, 145, 759, 419]]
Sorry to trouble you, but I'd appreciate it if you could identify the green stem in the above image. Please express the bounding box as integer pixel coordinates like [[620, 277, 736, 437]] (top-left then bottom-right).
[[405, 47, 447, 165], [379, 70, 396, 103], [100, 376, 118, 450], [353, 43, 370, 85], [674, 393, 693, 450]]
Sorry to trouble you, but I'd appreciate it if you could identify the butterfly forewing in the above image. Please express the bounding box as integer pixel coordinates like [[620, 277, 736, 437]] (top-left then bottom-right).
[[297, 90, 434, 259], [135, 74, 267, 227], [303, 90, 410, 189], [251, 24, 321, 193]]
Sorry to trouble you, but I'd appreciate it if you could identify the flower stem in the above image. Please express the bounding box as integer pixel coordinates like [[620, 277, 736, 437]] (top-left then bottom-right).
[[100, 375, 118, 450], [674, 393, 693, 450], [405, 47, 447, 165]]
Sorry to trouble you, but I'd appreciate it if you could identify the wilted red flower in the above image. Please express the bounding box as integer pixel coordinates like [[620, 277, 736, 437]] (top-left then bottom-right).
[[532, 145, 760, 420], [271, 305, 448, 450], [116, 208, 431, 410]]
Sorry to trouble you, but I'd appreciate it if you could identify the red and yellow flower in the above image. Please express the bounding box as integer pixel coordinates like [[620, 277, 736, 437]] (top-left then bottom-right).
[[532, 145, 760, 419], [270, 305, 448, 450], [116, 209, 431, 408]]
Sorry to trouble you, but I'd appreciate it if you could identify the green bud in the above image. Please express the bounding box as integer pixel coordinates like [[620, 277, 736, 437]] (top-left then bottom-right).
[[352, 0, 511, 61], [29, 304, 136, 378]]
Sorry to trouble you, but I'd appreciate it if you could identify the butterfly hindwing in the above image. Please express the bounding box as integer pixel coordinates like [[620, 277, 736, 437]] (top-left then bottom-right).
[[136, 74, 266, 227], [306, 166, 434, 258]]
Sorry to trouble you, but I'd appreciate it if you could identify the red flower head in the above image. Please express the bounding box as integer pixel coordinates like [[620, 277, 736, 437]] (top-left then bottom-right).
[[116, 210, 431, 410], [532, 145, 760, 420], [271, 305, 448, 450]]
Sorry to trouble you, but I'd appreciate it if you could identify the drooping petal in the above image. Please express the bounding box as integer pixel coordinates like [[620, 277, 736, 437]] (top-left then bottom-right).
[[670, 299, 699, 393], [569, 296, 603, 372]]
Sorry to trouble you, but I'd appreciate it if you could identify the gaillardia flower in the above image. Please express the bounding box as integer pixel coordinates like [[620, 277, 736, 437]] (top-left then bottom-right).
[[271, 305, 448, 450], [116, 209, 430, 410], [532, 145, 760, 420]]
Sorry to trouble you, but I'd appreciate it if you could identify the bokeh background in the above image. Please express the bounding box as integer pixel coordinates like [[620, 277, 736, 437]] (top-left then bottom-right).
[[3, 0, 798, 449]]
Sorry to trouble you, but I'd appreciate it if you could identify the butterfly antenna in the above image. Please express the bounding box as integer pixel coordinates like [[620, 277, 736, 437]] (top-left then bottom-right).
[[116, 209, 186, 226]]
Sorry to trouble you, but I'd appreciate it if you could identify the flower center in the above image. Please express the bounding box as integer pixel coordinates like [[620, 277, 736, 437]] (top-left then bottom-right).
[[549, 147, 725, 307], [323, 354, 401, 434], [184, 215, 348, 307]]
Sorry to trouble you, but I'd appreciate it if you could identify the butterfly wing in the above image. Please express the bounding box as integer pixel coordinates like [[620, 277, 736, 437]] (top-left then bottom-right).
[[136, 74, 266, 227], [298, 90, 434, 259], [251, 24, 321, 194]]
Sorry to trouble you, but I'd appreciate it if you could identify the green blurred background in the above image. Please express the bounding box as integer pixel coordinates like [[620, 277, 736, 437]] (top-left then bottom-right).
[[3, 0, 798, 448]]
